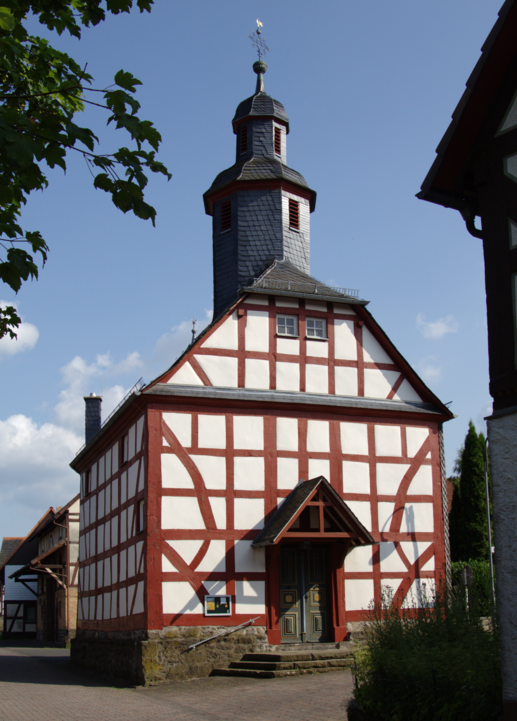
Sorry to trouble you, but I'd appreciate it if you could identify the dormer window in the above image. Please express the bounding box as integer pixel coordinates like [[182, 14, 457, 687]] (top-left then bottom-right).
[[239, 125, 248, 155], [274, 127, 281, 156], [221, 200, 232, 232], [288, 199, 299, 230]]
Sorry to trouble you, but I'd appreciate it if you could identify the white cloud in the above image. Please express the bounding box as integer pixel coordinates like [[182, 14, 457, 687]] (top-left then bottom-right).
[[0, 300, 39, 357], [416, 313, 458, 340], [418, 358, 442, 384]]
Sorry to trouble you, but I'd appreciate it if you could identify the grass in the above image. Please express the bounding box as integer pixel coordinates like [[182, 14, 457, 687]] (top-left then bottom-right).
[[352, 586, 502, 721]]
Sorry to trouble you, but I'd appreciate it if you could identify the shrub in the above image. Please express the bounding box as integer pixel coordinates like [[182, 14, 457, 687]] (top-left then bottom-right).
[[353, 586, 501, 721], [451, 559, 494, 617]]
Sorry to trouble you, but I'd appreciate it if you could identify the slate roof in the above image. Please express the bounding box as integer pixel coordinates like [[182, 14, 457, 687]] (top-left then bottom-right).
[[233, 91, 289, 130], [252, 476, 375, 547], [205, 157, 309, 198], [0, 538, 23, 569], [245, 258, 365, 302]]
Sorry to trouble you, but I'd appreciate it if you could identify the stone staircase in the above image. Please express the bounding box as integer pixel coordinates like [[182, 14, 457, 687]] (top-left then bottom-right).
[[211, 641, 356, 679]]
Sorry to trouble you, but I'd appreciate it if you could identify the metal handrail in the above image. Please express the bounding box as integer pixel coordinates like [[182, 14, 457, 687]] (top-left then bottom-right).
[[253, 278, 360, 298], [186, 616, 261, 652]]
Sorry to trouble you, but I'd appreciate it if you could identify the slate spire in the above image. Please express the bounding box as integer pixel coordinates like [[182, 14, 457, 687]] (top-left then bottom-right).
[[204, 64, 317, 317]]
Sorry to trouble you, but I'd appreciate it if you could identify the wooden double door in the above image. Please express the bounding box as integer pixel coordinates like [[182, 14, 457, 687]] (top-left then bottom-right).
[[279, 544, 330, 643]]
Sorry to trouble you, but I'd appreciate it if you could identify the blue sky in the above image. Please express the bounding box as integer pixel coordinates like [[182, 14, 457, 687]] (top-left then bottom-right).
[[0, 1, 501, 536]]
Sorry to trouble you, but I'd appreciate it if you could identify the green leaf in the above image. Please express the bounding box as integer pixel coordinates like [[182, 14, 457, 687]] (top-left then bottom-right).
[[114, 69, 142, 92], [0, 6, 15, 32]]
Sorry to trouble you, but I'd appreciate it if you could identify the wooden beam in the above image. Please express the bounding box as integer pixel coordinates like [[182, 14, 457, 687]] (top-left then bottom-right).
[[284, 532, 358, 539]]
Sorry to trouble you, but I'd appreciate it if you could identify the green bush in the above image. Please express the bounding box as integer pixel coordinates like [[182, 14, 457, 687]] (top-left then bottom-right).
[[353, 586, 501, 721], [451, 559, 494, 617]]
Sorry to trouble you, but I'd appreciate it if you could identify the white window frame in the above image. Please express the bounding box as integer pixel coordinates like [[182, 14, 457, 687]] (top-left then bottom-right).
[[276, 314, 299, 337], [306, 317, 328, 340]]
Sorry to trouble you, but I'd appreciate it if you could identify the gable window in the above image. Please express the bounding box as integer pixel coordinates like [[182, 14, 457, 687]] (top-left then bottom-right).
[[306, 318, 327, 339], [274, 126, 281, 155], [121, 434, 129, 466], [239, 125, 248, 154], [288, 199, 299, 230], [221, 199, 232, 232], [84, 470, 91, 497], [277, 314, 299, 337]]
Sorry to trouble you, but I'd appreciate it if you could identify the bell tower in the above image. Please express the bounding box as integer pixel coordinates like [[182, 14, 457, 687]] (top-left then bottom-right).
[[204, 61, 317, 317]]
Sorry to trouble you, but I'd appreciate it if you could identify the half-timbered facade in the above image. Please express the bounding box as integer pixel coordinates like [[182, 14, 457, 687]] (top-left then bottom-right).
[[71, 61, 452, 682]]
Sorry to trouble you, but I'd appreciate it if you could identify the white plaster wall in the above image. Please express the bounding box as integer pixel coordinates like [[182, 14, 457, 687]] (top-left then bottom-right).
[[276, 362, 300, 391], [128, 462, 138, 498], [163, 412, 192, 447], [99, 457, 105, 486], [340, 422, 368, 455], [163, 581, 203, 614], [104, 559, 111, 587], [381, 578, 403, 599], [234, 416, 264, 449], [362, 327, 392, 364], [234, 498, 264, 529], [306, 340, 328, 358], [197, 540, 226, 572], [377, 502, 395, 532], [161, 454, 194, 489], [198, 415, 226, 449], [394, 380, 422, 402], [499, 96, 517, 133], [305, 364, 328, 394], [334, 304, 356, 315], [111, 590, 118, 619], [209, 497, 226, 529], [89, 563, 96, 591], [127, 544, 135, 577], [379, 542, 407, 572], [244, 293, 268, 305], [277, 337, 299, 354], [112, 479, 119, 508], [407, 465, 433, 495], [203, 312, 238, 350], [191, 455, 226, 489], [235, 580, 265, 614], [378, 502, 433, 533], [277, 417, 298, 450], [400, 541, 433, 566], [346, 501, 372, 531], [136, 416, 144, 453], [344, 545, 373, 573], [276, 296, 298, 307], [245, 359, 270, 389], [345, 579, 374, 610], [234, 540, 265, 572], [374, 425, 402, 456], [305, 300, 326, 312], [308, 458, 330, 479], [364, 369, 400, 399], [245, 310, 269, 352], [112, 516, 118, 547], [128, 424, 136, 460], [307, 420, 330, 452], [402, 579, 435, 609], [167, 539, 203, 566], [119, 588, 126, 617], [195, 355, 238, 388], [335, 367, 358, 396], [121, 471, 127, 504], [162, 497, 205, 529], [406, 427, 429, 456], [277, 457, 299, 489], [334, 319, 357, 360], [234, 457, 265, 490], [133, 582, 144, 614], [120, 549, 126, 582], [376, 463, 410, 495], [342, 461, 370, 494], [167, 361, 204, 386]]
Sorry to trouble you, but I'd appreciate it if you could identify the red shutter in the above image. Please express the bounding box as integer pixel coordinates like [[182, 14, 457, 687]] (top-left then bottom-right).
[[221, 200, 232, 231], [288, 199, 299, 229], [274, 127, 281, 155], [240, 126, 248, 154]]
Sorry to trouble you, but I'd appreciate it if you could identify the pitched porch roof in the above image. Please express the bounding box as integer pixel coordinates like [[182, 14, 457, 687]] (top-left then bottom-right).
[[252, 476, 375, 548]]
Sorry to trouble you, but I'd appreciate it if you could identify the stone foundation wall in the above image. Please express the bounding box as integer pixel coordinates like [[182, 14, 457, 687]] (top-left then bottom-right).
[[71, 624, 268, 686]]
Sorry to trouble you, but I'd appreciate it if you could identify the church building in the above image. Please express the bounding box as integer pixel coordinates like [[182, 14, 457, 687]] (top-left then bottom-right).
[[71, 60, 453, 683]]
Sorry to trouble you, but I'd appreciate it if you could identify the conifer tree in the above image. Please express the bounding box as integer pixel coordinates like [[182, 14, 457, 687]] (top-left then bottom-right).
[[449, 421, 491, 562]]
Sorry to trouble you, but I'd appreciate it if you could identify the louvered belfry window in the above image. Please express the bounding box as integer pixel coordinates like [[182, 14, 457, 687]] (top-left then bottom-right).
[[274, 126, 281, 155], [288, 199, 300, 229], [221, 200, 232, 231], [240, 125, 248, 154]]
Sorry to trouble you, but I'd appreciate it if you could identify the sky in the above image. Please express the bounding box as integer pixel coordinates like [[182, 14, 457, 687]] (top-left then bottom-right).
[[0, 0, 502, 537]]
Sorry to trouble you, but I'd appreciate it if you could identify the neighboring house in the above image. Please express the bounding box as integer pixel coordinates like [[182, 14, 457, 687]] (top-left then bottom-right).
[[417, 2, 517, 717], [10, 495, 81, 644], [0, 528, 39, 639], [70, 62, 453, 684], [0, 538, 23, 630]]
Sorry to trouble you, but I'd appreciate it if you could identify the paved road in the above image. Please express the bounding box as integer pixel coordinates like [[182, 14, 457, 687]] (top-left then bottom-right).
[[0, 643, 353, 721]]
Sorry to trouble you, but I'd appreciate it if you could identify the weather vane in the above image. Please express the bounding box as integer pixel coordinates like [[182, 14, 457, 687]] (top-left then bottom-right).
[[248, 19, 270, 60]]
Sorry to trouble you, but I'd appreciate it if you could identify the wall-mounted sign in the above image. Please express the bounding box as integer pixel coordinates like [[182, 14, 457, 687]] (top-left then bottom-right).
[[204, 595, 232, 617]]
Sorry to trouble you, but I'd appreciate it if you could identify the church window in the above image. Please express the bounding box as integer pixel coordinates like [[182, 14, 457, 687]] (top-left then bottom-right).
[[240, 125, 248, 154], [221, 200, 232, 232], [288, 199, 299, 229], [274, 126, 281, 155], [277, 314, 298, 336], [306, 318, 327, 339]]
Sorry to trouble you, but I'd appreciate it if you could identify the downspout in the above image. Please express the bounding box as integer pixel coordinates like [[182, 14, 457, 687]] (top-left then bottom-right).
[[460, 203, 484, 239]]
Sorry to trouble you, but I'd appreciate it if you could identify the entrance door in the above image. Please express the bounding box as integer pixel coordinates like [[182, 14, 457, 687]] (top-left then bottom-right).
[[279, 545, 329, 643]]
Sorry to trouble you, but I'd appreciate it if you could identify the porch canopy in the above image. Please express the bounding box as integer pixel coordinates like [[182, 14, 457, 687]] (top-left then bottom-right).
[[252, 476, 375, 550]]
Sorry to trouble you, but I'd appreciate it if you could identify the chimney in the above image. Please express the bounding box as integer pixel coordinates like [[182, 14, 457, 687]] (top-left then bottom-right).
[[84, 393, 102, 445]]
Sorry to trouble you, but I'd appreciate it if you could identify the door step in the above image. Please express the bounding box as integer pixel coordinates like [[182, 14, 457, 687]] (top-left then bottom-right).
[[211, 644, 355, 679]]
